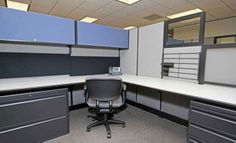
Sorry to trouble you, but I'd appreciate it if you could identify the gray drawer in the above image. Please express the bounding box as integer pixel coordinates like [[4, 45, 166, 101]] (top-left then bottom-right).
[[190, 101, 236, 139], [190, 101, 236, 120], [189, 124, 235, 143], [0, 116, 68, 143], [0, 89, 68, 131], [189, 109, 236, 139], [188, 137, 206, 143], [0, 88, 68, 104]]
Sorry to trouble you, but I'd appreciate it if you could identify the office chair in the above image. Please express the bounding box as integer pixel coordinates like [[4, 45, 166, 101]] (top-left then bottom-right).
[[84, 76, 126, 138]]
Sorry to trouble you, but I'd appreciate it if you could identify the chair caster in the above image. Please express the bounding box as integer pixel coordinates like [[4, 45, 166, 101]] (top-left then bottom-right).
[[87, 128, 91, 132], [107, 133, 111, 139], [122, 123, 126, 128]]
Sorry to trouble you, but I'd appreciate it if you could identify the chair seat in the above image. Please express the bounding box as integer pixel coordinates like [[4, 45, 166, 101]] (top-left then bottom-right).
[[87, 96, 123, 108]]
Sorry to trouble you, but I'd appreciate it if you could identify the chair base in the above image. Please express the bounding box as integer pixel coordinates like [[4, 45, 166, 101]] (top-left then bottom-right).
[[87, 113, 125, 138]]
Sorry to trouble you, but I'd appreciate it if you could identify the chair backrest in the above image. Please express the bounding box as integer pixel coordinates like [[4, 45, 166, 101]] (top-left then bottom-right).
[[86, 76, 122, 102]]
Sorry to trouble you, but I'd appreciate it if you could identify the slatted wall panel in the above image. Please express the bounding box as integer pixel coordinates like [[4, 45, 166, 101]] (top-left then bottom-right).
[[162, 46, 201, 82]]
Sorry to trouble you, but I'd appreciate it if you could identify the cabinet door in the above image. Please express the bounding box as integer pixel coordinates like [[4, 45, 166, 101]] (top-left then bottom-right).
[[0, 7, 74, 45], [137, 86, 161, 110], [77, 21, 128, 49]]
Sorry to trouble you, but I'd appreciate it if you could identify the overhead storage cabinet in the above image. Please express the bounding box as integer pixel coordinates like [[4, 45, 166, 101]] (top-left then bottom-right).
[[0, 7, 75, 45], [77, 21, 128, 49]]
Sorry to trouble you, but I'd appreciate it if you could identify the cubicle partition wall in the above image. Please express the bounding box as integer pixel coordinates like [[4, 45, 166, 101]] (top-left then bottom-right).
[[0, 44, 70, 78], [70, 47, 120, 107], [203, 43, 236, 87]]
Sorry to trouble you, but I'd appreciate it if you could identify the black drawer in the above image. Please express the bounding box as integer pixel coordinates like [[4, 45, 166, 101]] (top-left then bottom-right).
[[190, 101, 236, 139], [190, 101, 236, 121], [189, 109, 236, 139], [0, 88, 68, 104], [0, 88, 68, 131], [189, 124, 235, 143], [0, 116, 68, 143]]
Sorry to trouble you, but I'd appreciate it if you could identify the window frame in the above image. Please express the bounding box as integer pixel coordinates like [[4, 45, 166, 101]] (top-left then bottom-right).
[[163, 12, 206, 48]]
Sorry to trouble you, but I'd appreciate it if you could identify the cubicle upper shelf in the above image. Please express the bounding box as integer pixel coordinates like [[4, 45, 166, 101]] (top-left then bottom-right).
[[77, 21, 129, 49], [0, 7, 75, 46]]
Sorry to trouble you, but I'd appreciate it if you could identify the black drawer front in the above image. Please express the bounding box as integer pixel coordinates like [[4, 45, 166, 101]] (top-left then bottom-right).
[[189, 109, 236, 139], [188, 137, 205, 143], [0, 88, 68, 104], [190, 101, 236, 139], [0, 89, 68, 131], [0, 116, 68, 143], [190, 101, 236, 120], [189, 124, 235, 143]]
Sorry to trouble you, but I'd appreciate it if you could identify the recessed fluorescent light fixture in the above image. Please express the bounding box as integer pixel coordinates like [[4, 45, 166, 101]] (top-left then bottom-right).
[[80, 17, 98, 23], [167, 8, 203, 19], [117, 0, 141, 5], [124, 26, 136, 30], [6, 0, 29, 11]]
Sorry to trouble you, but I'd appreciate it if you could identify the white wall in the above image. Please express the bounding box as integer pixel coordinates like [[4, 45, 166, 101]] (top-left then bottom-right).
[[205, 47, 236, 85], [120, 29, 138, 75], [138, 22, 164, 78]]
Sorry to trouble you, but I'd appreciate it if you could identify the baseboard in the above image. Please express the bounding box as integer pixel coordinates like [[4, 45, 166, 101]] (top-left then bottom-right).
[[126, 100, 188, 127]]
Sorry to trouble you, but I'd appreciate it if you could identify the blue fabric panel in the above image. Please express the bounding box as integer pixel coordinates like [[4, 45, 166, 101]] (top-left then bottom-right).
[[77, 22, 128, 49], [0, 7, 75, 45]]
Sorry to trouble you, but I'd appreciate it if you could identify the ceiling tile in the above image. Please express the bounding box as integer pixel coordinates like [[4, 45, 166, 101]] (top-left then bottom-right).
[[30, 0, 58, 14], [103, 1, 128, 11], [221, 0, 236, 13], [50, 0, 85, 17], [77, 0, 112, 11], [88, 7, 118, 19], [131, 0, 157, 10], [155, 0, 196, 12], [146, 4, 176, 16], [67, 8, 92, 20], [188, 0, 235, 18]]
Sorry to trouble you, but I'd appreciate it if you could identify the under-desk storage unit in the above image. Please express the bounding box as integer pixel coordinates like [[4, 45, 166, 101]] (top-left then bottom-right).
[[0, 88, 69, 143], [77, 21, 129, 49], [188, 100, 236, 143], [0, 7, 74, 45]]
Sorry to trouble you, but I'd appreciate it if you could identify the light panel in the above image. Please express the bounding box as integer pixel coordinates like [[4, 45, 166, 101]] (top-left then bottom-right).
[[117, 0, 141, 5], [124, 26, 136, 30], [80, 17, 98, 23], [7, 0, 29, 11], [167, 8, 203, 19]]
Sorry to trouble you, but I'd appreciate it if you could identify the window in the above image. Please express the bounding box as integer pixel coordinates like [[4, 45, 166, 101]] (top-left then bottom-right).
[[214, 35, 236, 44], [164, 13, 205, 47]]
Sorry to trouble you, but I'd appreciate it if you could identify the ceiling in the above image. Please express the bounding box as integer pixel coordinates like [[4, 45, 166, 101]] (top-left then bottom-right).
[[0, 0, 236, 28]]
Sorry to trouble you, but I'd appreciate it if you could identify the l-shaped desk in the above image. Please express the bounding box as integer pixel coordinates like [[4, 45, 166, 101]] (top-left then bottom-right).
[[0, 74, 236, 143], [1, 74, 235, 106]]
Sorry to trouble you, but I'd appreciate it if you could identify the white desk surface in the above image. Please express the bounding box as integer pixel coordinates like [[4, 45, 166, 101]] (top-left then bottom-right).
[[0, 74, 236, 106]]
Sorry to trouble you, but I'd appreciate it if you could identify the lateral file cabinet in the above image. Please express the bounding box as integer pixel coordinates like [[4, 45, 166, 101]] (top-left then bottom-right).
[[0, 7, 74, 45], [188, 101, 236, 143], [0, 88, 69, 143], [77, 21, 129, 49]]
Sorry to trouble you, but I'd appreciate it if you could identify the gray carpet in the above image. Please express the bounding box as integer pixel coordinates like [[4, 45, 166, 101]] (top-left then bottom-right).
[[45, 105, 187, 143]]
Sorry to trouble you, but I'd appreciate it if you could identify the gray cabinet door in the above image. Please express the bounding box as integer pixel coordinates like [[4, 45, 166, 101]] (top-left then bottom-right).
[[137, 86, 160, 110]]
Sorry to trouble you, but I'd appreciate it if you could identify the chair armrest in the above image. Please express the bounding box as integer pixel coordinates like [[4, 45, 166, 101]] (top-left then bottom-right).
[[121, 83, 127, 103], [84, 85, 88, 102]]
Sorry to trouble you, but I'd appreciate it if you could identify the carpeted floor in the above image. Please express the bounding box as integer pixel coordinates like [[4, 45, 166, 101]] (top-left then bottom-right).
[[45, 105, 187, 143]]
